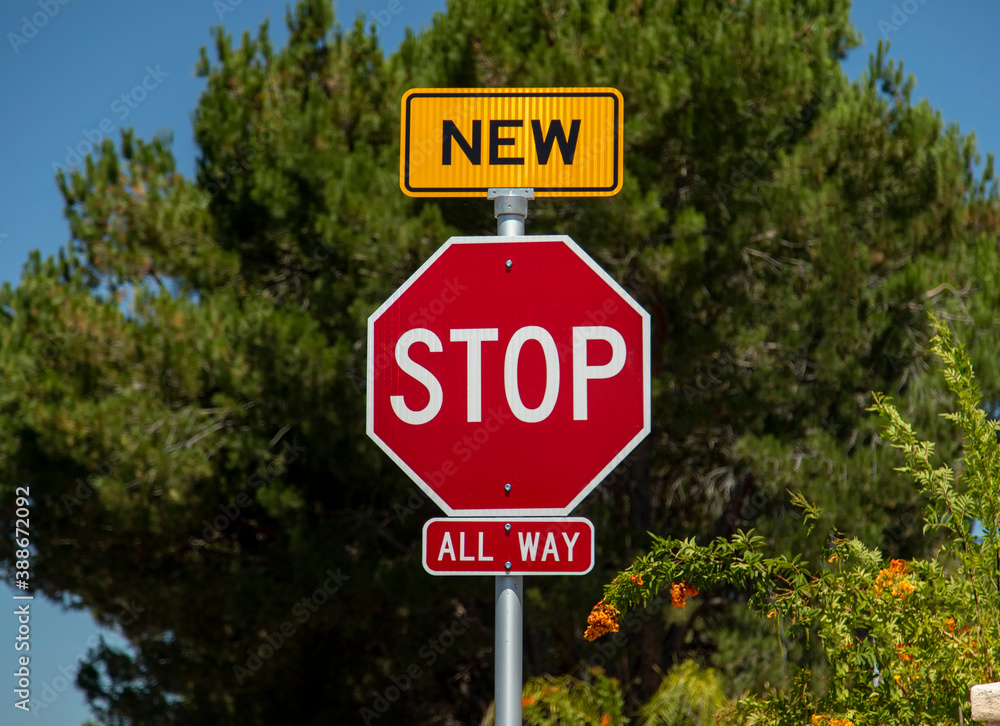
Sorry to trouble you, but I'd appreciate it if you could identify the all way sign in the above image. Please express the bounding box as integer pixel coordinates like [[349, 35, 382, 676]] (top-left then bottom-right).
[[400, 88, 623, 197], [423, 518, 595, 576]]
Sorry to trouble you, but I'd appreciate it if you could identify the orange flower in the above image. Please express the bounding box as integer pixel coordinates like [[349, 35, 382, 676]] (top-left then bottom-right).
[[670, 583, 684, 607], [600, 714, 612, 726], [671, 582, 699, 608], [811, 716, 854, 726], [585, 599, 621, 640], [522, 696, 536, 707], [874, 560, 914, 599], [629, 573, 643, 586]]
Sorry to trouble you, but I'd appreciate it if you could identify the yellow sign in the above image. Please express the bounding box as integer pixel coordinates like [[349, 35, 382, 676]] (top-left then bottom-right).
[[400, 88, 623, 198]]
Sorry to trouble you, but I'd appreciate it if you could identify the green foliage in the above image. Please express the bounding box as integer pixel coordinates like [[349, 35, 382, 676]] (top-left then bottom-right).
[[638, 660, 728, 726], [599, 315, 1000, 724], [489, 669, 625, 726], [500, 661, 725, 726]]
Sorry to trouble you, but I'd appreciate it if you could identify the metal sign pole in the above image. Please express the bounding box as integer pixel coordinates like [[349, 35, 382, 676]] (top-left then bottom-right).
[[494, 574, 523, 726], [488, 187, 533, 726]]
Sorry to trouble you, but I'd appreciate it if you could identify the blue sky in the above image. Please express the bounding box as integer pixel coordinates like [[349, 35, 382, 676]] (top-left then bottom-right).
[[0, 0, 996, 723]]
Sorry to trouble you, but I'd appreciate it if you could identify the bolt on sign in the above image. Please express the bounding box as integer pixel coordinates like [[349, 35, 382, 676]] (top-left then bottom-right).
[[400, 87, 624, 197]]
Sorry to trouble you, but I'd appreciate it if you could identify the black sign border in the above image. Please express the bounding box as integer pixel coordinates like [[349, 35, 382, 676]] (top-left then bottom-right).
[[402, 90, 621, 195]]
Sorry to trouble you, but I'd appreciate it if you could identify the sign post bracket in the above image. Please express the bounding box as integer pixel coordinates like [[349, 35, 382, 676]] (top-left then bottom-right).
[[489, 187, 533, 726], [488, 187, 535, 237]]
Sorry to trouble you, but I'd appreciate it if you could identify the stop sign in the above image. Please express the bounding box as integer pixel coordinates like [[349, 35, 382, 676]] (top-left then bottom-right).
[[367, 235, 650, 516]]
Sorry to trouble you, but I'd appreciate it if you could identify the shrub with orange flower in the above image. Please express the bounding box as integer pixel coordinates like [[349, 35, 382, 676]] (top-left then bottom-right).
[[584, 599, 620, 641], [589, 322, 1000, 726]]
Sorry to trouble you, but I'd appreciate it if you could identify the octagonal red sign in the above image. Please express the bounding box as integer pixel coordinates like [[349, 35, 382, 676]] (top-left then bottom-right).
[[367, 235, 650, 516]]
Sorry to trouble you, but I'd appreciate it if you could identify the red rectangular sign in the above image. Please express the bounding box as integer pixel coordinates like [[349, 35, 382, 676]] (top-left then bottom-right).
[[422, 518, 594, 576]]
